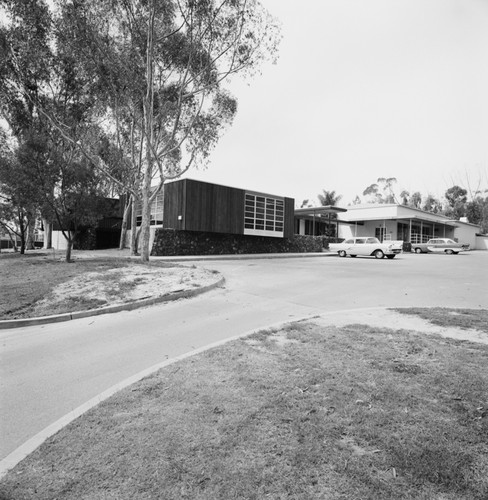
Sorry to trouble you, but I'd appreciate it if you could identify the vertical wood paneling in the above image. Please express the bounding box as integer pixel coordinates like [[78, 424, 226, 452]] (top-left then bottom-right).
[[164, 179, 292, 238], [163, 179, 186, 229], [284, 197, 295, 238]]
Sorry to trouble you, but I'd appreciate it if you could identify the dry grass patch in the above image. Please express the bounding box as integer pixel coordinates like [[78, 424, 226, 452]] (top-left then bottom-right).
[[1, 317, 488, 499], [0, 253, 216, 319], [393, 307, 488, 334]]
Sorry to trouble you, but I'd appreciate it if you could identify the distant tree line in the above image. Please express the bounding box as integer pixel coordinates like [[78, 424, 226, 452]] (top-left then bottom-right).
[[302, 178, 488, 233]]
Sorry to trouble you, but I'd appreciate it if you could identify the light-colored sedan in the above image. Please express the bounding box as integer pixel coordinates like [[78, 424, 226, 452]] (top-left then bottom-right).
[[329, 237, 403, 259], [412, 238, 470, 255]]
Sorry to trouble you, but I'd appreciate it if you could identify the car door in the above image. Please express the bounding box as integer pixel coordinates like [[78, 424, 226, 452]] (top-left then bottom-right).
[[428, 239, 442, 252], [353, 238, 368, 256], [363, 237, 379, 256]]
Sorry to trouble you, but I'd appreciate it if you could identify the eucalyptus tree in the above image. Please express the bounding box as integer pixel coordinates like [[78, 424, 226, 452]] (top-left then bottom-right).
[[363, 177, 399, 204], [422, 194, 442, 214], [1, 0, 117, 261], [409, 191, 422, 209], [2, 0, 280, 261], [444, 185, 468, 219], [0, 143, 36, 254], [51, 0, 280, 261]]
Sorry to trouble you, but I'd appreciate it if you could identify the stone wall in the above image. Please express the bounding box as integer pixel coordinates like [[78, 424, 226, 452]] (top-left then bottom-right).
[[151, 229, 330, 256]]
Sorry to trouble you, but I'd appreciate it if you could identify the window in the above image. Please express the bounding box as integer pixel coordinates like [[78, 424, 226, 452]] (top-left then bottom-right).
[[135, 192, 164, 226], [244, 193, 284, 237]]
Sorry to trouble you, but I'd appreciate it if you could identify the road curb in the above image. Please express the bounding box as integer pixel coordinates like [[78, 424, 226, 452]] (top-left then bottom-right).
[[2, 305, 485, 479], [0, 276, 225, 330], [150, 252, 337, 262], [0, 310, 325, 479], [0, 306, 404, 479]]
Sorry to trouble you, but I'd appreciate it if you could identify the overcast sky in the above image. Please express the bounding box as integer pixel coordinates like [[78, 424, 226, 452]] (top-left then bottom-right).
[[186, 0, 488, 207]]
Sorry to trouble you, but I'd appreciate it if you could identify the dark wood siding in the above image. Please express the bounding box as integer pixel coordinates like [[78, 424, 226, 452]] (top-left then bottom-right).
[[163, 179, 187, 230], [284, 197, 295, 238], [183, 179, 244, 234], [164, 179, 294, 238]]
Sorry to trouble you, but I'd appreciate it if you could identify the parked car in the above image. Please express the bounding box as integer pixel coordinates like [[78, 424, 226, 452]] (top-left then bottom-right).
[[412, 238, 470, 255], [329, 237, 403, 259]]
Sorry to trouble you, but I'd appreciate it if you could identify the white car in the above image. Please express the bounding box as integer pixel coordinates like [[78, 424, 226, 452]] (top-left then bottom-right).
[[412, 238, 470, 254], [329, 237, 403, 259]]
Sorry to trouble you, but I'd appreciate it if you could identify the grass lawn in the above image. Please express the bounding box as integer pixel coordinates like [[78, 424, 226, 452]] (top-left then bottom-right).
[[1, 310, 487, 499], [0, 252, 178, 320]]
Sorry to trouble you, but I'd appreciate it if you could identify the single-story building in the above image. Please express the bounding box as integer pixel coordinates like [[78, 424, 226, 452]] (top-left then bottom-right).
[[331, 204, 484, 250], [127, 178, 295, 250], [50, 198, 123, 251], [293, 206, 348, 239]]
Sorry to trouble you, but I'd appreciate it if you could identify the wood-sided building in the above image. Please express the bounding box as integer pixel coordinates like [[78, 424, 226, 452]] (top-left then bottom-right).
[[162, 179, 295, 238]]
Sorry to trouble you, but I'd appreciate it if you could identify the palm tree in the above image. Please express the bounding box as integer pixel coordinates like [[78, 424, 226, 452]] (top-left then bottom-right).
[[317, 189, 342, 206]]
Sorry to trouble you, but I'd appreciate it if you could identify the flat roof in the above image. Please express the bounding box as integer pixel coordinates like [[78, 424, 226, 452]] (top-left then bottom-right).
[[341, 215, 458, 227], [294, 206, 348, 217]]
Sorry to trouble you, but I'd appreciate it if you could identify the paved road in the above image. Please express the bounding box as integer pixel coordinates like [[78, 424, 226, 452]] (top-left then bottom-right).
[[1, 251, 487, 462]]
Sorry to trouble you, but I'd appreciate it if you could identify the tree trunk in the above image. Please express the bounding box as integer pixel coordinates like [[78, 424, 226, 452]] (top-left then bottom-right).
[[139, 3, 155, 263], [25, 214, 36, 250], [119, 195, 131, 250], [65, 238, 72, 262], [43, 218, 52, 249], [63, 231, 73, 262], [139, 175, 152, 262], [130, 196, 138, 255], [18, 210, 26, 254]]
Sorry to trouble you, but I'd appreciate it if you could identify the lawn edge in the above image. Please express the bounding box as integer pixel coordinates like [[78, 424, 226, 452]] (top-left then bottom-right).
[[0, 276, 225, 330], [0, 311, 321, 479]]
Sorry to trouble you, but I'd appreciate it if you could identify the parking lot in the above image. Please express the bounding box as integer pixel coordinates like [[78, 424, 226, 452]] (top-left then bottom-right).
[[193, 250, 488, 311]]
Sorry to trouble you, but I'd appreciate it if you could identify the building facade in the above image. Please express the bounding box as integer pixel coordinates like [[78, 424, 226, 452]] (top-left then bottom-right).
[[334, 204, 482, 249], [163, 179, 295, 238]]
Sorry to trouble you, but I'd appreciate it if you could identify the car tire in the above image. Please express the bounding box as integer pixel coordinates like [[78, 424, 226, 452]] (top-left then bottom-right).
[[350, 255, 357, 258], [415, 248, 422, 254], [386, 255, 395, 259], [445, 249, 454, 255], [374, 250, 384, 259], [338, 250, 347, 257]]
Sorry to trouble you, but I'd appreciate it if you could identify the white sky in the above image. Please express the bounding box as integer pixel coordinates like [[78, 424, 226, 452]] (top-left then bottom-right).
[[186, 0, 488, 207]]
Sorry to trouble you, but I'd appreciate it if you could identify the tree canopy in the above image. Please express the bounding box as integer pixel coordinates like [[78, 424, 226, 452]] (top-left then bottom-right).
[[1, 0, 281, 260]]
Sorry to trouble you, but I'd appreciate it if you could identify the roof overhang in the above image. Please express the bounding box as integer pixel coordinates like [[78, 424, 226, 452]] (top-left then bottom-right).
[[338, 215, 458, 227], [294, 206, 348, 218]]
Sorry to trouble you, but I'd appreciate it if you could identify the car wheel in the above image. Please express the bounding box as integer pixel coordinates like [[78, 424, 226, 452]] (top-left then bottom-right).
[[386, 255, 395, 259], [338, 250, 347, 257], [445, 249, 454, 255], [350, 255, 357, 258], [374, 250, 384, 259], [415, 248, 422, 254]]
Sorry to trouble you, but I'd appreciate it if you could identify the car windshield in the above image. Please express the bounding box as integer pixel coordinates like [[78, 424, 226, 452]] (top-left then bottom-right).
[[366, 238, 379, 244], [446, 239, 456, 244]]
